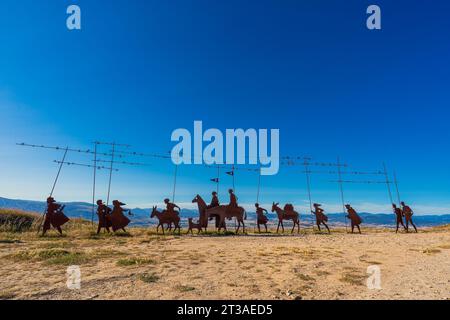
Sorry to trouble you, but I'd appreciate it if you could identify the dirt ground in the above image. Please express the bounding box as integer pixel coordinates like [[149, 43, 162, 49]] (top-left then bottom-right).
[[0, 225, 449, 300]]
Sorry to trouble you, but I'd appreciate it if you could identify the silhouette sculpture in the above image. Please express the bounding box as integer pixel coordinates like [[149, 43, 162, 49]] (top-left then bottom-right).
[[203, 191, 247, 233], [150, 206, 181, 235], [96, 199, 112, 234], [164, 198, 180, 215], [228, 189, 238, 209], [312, 203, 330, 234], [226, 189, 242, 218], [271, 202, 300, 234], [392, 204, 407, 233], [208, 191, 222, 228], [192, 194, 225, 232], [208, 191, 220, 208], [111, 200, 131, 233], [163, 198, 180, 231], [401, 201, 418, 233], [207, 205, 246, 233], [187, 217, 203, 235], [42, 197, 70, 236], [345, 204, 362, 234], [255, 203, 269, 233]]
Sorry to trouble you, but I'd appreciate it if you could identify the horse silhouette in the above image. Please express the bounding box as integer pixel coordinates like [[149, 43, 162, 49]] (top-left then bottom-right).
[[271, 202, 300, 234], [150, 206, 181, 235], [192, 194, 246, 233], [192, 194, 226, 231]]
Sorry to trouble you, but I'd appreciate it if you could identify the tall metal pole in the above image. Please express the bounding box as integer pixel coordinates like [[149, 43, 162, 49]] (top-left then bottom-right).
[[217, 165, 220, 194], [106, 143, 115, 207], [383, 162, 394, 206], [50, 147, 69, 197], [232, 165, 235, 191], [382, 162, 397, 228], [304, 159, 314, 231], [231, 165, 236, 230], [172, 164, 178, 202], [254, 166, 262, 233], [337, 156, 348, 232], [393, 171, 401, 205], [256, 167, 262, 204], [91, 143, 98, 225], [38, 147, 68, 233]]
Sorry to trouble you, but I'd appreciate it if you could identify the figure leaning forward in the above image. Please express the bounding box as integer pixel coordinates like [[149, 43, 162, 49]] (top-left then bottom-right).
[[312, 203, 330, 234], [42, 197, 70, 236], [111, 200, 131, 233], [345, 204, 362, 234], [401, 201, 418, 233], [393, 204, 407, 233]]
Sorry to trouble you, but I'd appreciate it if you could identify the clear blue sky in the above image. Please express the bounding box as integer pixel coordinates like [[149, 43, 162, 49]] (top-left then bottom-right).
[[1, 0, 449, 214]]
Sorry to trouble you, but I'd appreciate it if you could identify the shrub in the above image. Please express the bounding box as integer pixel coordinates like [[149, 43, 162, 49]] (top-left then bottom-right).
[[116, 257, 156, 266], [7, 248, 89, 265], [139, 273, 160, 283], [0, 209, 39, 232]]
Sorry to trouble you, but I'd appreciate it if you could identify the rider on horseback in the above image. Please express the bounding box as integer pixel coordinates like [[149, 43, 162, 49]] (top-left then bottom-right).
[[207, 191, 221, 226], [208, 191, 220, 209], [229, 189, 238, 207], [227, 189, 238, 220], [164, 198, 180, 216]]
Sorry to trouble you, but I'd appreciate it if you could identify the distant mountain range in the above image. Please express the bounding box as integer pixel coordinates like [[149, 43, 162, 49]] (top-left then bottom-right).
[[1, 197, 449, 228]]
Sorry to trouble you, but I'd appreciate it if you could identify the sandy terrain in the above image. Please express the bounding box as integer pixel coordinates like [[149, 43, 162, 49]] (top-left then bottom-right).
[[0, 225, 449, 300]]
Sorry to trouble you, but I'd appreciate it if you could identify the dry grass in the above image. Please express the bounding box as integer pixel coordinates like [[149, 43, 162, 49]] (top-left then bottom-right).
[[422, 248, 442, 254], [7, 248, 90, 265], [116, 257, 157, 266], [139, 273, 160, 283], [340, 273, 366, 286], [0, 209, 40, 232], [359, 255, 383, 265], [315, 270, 331, 276], [176, 285, 196, 292], [0, 239, 21, 244], [296, 274, 316, 282]]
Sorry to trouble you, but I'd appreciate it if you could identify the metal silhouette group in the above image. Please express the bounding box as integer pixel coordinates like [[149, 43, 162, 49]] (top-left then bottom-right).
[[192, 190, 246, 234], [20, 142, 418, 237], [95, 199, 132, 234], [41, 191, 418, 236], [393, 202, 418, 233]]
